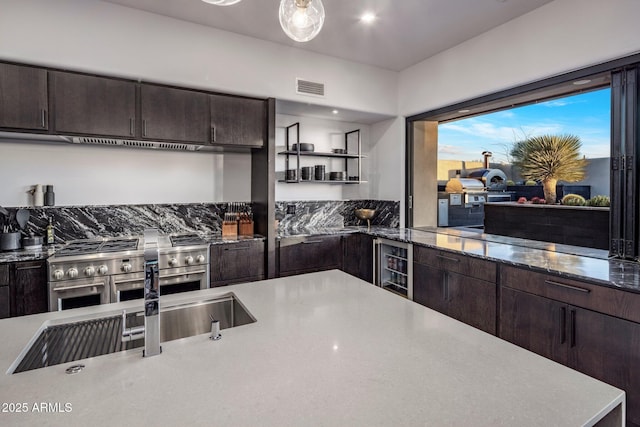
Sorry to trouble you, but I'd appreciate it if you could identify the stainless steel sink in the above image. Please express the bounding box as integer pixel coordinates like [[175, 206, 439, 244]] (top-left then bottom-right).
[[12, 294, 255, 374]]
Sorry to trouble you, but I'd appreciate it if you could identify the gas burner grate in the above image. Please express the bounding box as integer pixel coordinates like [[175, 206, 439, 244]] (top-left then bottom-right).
[[170, 234, 207, 247], [100, 239, 139, 253], [55, 241, 103, 256]]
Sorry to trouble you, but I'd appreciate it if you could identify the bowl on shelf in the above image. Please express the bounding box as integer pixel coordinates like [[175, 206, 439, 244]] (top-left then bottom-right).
[[332, 148, 347, 154], [354, 208, 376, 230], [291, 143, 314, 152], [329, 171, 347, 181]]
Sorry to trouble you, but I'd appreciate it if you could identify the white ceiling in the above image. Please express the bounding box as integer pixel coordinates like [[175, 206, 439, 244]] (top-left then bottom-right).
[[101, 0, 554, 72]]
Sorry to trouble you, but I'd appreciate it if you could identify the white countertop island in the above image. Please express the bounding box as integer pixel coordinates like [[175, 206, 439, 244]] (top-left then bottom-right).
[[0, 270, 624, 426]]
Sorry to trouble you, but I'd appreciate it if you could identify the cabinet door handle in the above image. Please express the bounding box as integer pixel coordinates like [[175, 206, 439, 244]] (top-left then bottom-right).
[[224, 246, 250, 251], [436, 254, 460, 263], [130, 118, 135, 136], [560, 307, 566, 344], [442, 274, 447, 302], [302, 240, 323, 244], [41, 109, 47, 128], [15, 264, 43, 271], [142, 119, 147, 137], [211, 127, 216, 142], [544, 280, 590, 294], [570, 309, 577, 348]]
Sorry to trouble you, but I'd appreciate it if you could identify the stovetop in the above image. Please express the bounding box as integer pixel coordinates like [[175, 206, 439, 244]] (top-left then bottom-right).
[[54, 238, 139, 257], [51, 233, 210, 260], [170, 234, 207, 247]]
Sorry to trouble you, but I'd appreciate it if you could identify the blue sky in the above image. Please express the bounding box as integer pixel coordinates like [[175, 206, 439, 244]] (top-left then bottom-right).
[[438, 87, 611, 163]]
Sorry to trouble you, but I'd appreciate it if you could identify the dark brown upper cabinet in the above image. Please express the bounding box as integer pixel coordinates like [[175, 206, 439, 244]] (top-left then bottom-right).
[[210, 94, 264, 147], [0, 63, 48, 131], [140, 84, 210, 144], [51, 71, 136, 138]]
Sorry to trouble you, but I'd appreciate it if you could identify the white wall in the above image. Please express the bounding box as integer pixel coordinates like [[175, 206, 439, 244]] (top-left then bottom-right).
[[0, 141, 251, 206], [399, 0, 640, 116], [0, 0, 398, 116]]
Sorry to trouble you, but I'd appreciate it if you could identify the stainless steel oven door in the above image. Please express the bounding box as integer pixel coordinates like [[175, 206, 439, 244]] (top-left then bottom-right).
[[49, 277, 110, 311], [111, 267, 208, 303]]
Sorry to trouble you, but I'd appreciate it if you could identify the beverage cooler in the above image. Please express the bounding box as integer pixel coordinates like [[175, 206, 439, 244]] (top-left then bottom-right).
[[374, 238, 413, 300]]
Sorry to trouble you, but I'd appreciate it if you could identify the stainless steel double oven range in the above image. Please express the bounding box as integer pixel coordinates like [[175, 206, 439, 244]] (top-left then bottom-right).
[[47, 234, 210, 311]]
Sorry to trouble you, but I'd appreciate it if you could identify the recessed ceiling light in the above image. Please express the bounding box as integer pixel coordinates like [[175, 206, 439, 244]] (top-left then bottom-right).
[[458, 109, 471, 113], [202, 0, 242, 5], [573, 79, 592, 86], [332, 109, 339, 114], [360, 12, 376, 24]]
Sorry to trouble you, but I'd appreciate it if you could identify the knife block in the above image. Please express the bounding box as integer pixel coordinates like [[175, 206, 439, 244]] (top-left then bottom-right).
[[222, 221, 238, 238], [238, 220, 254, 236]]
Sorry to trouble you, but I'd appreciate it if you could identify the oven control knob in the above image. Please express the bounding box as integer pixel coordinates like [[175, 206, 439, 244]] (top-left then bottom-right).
[[185, 256, 194, 265], [53, 269, 64, 280], [84, 266, 95, 277], [67, 268, 78, 279], [121, 263, 132, 273], [97, 265, 108, 275], [196, 255, 205, 264], [168, 257, 178, 267]]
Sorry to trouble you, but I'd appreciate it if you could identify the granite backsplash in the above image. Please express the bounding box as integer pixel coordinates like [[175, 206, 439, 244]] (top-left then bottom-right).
[[275, 200, 399, 234], [1, 200, 399, 243]]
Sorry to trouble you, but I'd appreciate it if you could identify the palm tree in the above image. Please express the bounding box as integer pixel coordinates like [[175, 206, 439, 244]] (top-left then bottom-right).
[[511, 134, 587, 204]]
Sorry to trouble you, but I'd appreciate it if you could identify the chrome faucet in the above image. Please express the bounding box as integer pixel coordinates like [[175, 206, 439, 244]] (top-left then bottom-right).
[[121, 229, 161, 357], [142, 229, 161, 357]]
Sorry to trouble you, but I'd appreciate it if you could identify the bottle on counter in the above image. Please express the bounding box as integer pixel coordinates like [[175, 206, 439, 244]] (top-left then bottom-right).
[[46, 217, 55, 245], [44, 185, 55, 206], [30, 184, 44, 207]]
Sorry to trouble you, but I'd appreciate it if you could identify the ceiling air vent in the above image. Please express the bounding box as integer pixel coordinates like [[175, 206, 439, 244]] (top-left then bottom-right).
[[296, 78, 325, 97]]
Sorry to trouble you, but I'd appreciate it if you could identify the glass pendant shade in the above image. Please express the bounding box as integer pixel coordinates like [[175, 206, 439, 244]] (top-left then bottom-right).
[[201, 0, 242, 5], [279, 0, 325, 42]]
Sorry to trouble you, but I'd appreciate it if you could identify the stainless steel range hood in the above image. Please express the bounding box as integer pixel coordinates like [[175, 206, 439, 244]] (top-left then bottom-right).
[[69, 136, 204, 152], [0, 131, 214, 152]]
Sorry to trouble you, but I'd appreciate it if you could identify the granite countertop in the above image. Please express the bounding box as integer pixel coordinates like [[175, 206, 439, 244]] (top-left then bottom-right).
[[0, 271, 623, 426], [279, 225, 640, 293]]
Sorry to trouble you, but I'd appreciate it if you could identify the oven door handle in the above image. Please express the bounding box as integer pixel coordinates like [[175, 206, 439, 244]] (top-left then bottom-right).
[[162, 270, 207, 279], [113, 270, 208, 285], [54, 282, 106, 292]]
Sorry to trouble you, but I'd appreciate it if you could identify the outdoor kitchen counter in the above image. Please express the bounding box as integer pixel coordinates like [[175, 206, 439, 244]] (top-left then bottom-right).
[[0, 270, 624, 426]]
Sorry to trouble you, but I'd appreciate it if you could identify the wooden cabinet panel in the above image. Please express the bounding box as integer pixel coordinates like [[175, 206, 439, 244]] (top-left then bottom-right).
[[501, 265, 640, 324], [412, 262, 446, 314], [0, 285, 9, 319], [51, 71, 136, 137], [342, 233, 374, 283], [0, 63, 48, 130], [0, 264, 9, 286], [569, 308, 640, 426], [413, 245, 496, 283], [210, 241, 265, 287], [140, 84, 209, 143], [500, 287, 567, 365], [12, 261, 48, 316], [278, 235, 342, 277], [447, 271, 496, 335], [210, 94, 264, 147]]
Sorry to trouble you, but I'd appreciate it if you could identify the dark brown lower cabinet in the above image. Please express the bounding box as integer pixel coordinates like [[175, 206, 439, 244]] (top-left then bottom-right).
[[0, 264, 9, 318], [501, 287, 640, 427], [413, 261, 496, 335], [278, 235, 342, 277], [342, 233, 374, 283], [210, 241, 265, 287], [12, 261, 48, 316]]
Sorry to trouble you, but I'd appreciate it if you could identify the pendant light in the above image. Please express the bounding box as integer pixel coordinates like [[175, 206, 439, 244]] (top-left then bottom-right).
[[201, 0, 242, 5], [279, 0, 325, 42]]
